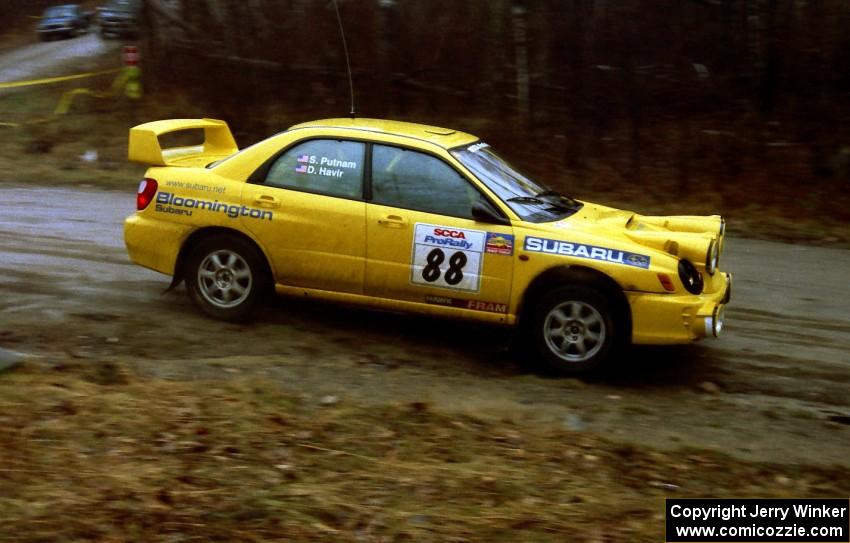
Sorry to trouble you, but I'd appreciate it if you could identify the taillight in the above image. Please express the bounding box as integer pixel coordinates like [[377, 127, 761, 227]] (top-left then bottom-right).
[[137, 178, 158, 210]]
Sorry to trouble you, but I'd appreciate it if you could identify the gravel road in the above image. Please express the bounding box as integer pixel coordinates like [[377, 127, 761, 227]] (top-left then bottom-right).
[[1, 184, 849, 468], [0, 33, 115, 85]]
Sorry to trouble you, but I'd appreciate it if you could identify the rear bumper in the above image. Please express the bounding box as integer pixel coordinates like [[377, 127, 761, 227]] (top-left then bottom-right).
[[628, 272, 731, 344], [124, 213, 191, 276]]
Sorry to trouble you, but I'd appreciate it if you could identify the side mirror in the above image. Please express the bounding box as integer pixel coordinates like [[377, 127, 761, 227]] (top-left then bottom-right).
[[471, 200, 510, 225]]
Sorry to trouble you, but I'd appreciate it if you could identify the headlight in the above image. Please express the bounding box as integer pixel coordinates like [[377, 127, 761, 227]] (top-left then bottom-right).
[[678, 259, 704, 295], [705, 239, 719, 275]]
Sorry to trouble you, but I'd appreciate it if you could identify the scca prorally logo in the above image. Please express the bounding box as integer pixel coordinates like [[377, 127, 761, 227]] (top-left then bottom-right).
[[424, 228, 472, 249], [434, 228, 466, 238], [524, 236, 651, 269]]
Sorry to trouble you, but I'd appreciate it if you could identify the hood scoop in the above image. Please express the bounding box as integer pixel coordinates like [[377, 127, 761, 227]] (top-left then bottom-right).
[[633, 215, 724, 235], [624, 214, 725, 265]]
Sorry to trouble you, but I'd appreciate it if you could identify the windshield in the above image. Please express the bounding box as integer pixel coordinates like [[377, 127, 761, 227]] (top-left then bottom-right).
[[106, 0, 139, 11], [44, 6, 75, 17], [451, 142, 581, 223]]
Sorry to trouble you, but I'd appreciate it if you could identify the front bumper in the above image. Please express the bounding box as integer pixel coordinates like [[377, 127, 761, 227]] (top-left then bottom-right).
[[100, 19, 137, 35], [38, 27, 74, 36], [627, 272, 732, 344]]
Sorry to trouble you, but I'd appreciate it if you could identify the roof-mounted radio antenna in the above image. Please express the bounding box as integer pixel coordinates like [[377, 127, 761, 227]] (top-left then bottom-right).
[[332, 0, 356, 118]]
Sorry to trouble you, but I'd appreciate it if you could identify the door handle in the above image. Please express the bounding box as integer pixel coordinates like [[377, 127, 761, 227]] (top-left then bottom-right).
[[253, 195, 281, 209], [377, 214, 407, 228]]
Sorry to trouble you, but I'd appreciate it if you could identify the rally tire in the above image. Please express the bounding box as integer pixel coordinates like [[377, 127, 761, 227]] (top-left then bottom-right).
[[528, 285, 617, 376], [185, 235, 269, 322]]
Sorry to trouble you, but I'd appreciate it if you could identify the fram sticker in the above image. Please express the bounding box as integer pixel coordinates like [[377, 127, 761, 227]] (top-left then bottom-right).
[[523, 236, 650, 269], [485, 232, 514, 256], [425, 295, 507, 314], [411, 224, 485, 292]]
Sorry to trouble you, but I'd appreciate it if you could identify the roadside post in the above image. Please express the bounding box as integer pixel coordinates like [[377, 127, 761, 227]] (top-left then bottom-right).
[[122, 45, 142, 100]]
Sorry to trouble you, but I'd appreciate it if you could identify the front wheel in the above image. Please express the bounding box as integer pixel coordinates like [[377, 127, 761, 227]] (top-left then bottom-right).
[[185, 236, 268, 322], [528, 285, 617, 375]]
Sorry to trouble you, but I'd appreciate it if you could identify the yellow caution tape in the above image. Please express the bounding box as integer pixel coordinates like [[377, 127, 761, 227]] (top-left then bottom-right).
[[53, 68, 138, 114], [0, 117, 53, 128], [0, 68, 122, 90], [0, 67, 137, 128], [53, 88, 111, 115]]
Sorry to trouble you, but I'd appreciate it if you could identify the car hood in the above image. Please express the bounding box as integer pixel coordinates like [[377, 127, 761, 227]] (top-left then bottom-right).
[[528, 201, 724, 267]]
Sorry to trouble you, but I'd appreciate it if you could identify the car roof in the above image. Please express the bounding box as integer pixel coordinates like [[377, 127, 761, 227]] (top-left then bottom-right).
[[289, 118, 479, 149]]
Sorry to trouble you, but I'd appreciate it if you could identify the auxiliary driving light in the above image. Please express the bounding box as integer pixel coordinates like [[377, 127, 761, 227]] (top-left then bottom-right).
[[705, 239, 719, 275], [706, 306, 725, 338]]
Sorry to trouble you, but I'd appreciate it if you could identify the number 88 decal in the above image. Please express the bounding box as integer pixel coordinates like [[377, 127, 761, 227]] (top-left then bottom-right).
[[422, 248, 467, 285]]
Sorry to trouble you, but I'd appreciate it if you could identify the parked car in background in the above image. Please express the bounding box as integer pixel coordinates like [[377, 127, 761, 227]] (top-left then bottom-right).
[[98, 0, 141, 39], [37, 4, 91, 40]]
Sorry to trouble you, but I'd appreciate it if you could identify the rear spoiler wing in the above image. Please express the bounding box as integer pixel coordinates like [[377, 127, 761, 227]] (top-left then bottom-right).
[[128, 118, 238, 166]]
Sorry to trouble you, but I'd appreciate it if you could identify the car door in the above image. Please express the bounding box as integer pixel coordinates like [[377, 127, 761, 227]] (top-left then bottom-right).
[[240, 138, 367, 294], [365, 143, 514, 315]]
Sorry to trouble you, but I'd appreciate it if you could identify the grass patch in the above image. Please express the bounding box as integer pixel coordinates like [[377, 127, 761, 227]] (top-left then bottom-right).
[[1, 360, 848, 541], [0, 82, 146, 189]]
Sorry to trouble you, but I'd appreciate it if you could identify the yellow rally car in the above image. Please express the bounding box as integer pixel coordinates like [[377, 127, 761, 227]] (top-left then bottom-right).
[[124, 118, 731, 374]]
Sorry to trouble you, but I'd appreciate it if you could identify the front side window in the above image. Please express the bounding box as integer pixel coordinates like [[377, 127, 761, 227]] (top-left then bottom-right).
[[371, 144, 482, 219], [264, 139, 364, 199]]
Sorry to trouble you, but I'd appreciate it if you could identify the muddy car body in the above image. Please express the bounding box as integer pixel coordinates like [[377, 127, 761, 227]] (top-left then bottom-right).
[[124, 118, 731, 374]]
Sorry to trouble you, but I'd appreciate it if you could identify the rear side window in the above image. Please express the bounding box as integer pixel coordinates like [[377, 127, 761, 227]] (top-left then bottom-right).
[[371, 144, 481, 219], [264, 139, 365, 199]]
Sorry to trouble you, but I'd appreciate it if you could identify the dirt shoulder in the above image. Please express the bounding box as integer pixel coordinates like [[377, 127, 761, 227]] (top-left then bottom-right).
[[2, 359, 848, 542]]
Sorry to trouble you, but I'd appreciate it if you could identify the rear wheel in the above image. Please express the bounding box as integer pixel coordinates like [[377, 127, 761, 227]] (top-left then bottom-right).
[[528, 285, 617, 375], [185, 236, 269, 322]]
